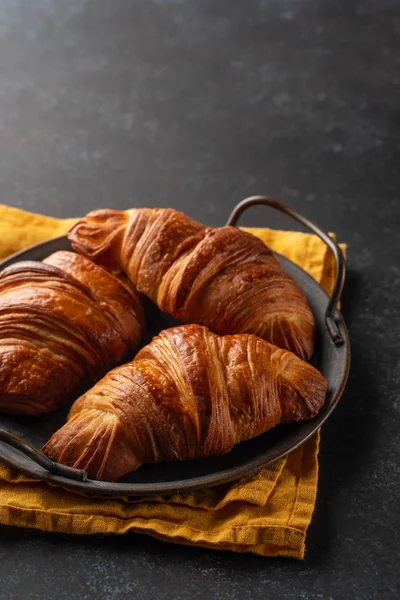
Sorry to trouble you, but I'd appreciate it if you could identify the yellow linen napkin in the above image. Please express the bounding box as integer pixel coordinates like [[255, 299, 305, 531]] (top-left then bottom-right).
[[0, 204, 345, 559]]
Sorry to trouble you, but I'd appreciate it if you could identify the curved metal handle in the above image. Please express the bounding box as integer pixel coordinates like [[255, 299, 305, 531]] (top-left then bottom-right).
[[0, 429, 88, 482], [226, 195, 346, 346]]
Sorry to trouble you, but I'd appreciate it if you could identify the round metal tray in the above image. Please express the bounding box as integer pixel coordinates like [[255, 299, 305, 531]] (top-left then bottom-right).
[[0, 196, 350, 497]]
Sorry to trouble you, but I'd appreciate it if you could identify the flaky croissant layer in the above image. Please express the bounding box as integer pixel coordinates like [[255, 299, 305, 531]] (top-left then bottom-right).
[[0, 251, 144, 416], [43, 325, 327, 482], [69, 207, 315, 360]]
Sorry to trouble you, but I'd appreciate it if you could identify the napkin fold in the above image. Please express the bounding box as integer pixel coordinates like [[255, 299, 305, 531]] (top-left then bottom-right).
[[0, 204, 345, 559]]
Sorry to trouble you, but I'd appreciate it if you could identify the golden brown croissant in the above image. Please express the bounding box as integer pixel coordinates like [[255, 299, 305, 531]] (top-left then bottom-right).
[[69, 207, 315, 360], [43, 324, 327, 482], [0, 251, 144, 416]]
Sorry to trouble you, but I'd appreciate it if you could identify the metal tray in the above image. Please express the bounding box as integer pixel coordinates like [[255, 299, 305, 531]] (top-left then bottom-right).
[[0, 196, 350, 497]]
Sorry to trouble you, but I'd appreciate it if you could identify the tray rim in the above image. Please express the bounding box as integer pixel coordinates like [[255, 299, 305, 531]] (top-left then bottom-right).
[[0, 235, 351, 497]]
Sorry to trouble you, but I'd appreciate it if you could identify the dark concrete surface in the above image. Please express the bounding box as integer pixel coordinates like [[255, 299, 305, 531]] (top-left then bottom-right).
[[0, 0, 399, 598]]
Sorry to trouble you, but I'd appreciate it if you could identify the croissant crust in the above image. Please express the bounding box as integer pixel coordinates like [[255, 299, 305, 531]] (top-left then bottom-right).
[[0, 251, 144, 415], [43, 324, 327, 481], [69, 207, 316, 360]]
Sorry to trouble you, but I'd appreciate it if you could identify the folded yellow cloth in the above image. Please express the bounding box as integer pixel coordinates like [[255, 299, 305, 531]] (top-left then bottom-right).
[[0, 204, 345, 559]]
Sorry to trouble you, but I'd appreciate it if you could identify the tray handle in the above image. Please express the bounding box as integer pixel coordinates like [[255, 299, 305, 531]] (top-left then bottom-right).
[[0, 429, 88, 482], [226, 195, 346, 346]]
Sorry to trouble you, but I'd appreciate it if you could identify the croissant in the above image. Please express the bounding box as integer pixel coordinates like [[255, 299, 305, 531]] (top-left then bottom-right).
[[0, 251, 144, 416], [43, 324, 327, 481], [68, 207, 315, 360]]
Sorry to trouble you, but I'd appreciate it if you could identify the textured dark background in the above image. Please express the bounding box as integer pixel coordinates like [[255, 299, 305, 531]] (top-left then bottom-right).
[[0, 0, 399, 599]]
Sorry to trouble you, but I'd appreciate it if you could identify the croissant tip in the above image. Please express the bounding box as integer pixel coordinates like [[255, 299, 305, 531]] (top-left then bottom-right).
[[43, 409, 142, 482]]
